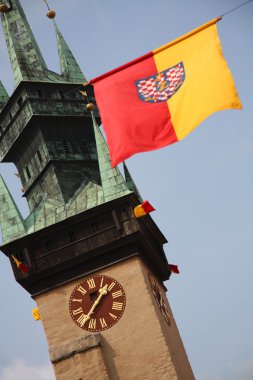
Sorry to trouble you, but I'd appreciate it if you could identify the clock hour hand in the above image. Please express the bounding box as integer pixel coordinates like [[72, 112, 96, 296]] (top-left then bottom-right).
[[83, 284, 108, 324]]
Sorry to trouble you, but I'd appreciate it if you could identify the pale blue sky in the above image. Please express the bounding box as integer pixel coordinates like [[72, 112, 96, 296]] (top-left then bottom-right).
[[0, 1, 252, 379]]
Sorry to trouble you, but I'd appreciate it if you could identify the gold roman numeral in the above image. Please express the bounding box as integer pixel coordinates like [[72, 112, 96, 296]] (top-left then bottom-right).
[[100, 277, 104, 287], [100, 318, 107, 328], [72, 307, 83, 315], [88, 318, 96, 329], [109, 312, 117, 320], [71, 298, 82, 303], [112, 290, 123, 299], [76, 285, 87, 295], [77, 314, 86, 327], [87, 278, 96, 289], [112, 302, 123, 311], [108, 282, 116, 291]]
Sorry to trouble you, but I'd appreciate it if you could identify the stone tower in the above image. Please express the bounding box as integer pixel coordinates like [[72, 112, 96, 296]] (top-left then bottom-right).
[[0, 1, 195, 379]]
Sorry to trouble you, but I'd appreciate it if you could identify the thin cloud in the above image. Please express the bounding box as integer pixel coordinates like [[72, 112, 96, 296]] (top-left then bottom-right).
[[0, 359, 55, 380]]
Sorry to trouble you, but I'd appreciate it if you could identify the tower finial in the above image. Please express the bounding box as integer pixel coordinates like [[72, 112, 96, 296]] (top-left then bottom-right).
[[0, 3, 8, 13], [42, 0, 56, 19]]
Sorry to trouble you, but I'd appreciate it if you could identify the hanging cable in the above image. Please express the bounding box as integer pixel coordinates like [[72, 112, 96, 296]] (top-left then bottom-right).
[[58, 0, 253, 97], [221, 0, 253, 17], [42, 0, 50, 11]]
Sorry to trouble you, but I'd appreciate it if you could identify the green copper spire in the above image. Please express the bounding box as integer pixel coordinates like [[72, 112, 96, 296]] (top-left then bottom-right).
[[0, 175, 26, 243], [53, 22, 86, 83], [1, 0, 63, 87], [0, 80, 9, 110], [123, 162, 143, 202], [91, 113, 131, 202]]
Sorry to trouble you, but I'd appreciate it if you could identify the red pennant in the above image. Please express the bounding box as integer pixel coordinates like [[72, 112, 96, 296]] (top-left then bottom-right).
[[169, 264, 179, 274], [141, 200, 156, 214]]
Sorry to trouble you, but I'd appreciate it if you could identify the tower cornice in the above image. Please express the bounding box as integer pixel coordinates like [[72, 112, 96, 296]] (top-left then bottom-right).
[[1, 193, 169, 296]]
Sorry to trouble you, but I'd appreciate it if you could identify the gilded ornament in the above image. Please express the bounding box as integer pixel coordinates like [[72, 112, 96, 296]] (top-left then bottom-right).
[[86, 103, 95, 111], [47, 10, 56, 19], [0, 4, 8, 12]]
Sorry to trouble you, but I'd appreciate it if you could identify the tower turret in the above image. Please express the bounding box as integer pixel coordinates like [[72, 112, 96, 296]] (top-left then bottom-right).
[[54, 22, 87, 83], [0, 0, 63, 86], [0, 0, 133, 245]]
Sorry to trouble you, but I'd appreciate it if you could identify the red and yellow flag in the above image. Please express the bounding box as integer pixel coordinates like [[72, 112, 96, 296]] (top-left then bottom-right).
[[12, 255, 29, 274], [90, 18, 242, 167], [134, 200, 155, 218]]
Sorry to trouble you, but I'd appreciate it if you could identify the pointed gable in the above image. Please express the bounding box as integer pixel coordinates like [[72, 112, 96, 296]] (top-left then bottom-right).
[[0, 175, 26, 243], [0, 81, 9, 111], [123, 162, 143, 202], [91, 112, 131, 202], [54, 22, 86, 83]]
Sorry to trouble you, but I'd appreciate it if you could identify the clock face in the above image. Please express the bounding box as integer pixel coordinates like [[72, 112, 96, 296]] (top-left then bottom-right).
[[148, 273, 171, 326], [69, 275, 126, 332]]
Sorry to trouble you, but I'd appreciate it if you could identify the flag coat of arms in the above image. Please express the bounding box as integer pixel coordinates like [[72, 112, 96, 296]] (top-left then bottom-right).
[[90, 18, 242, 167]]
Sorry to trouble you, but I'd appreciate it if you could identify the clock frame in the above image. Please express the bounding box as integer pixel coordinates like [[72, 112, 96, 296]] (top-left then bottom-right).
[[148, 273, 171, 326], [69, 274, 126, 332]]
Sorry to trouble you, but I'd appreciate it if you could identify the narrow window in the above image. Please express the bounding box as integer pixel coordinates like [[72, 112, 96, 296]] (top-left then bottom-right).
[[68, 231, 76, 243], [82, 141, 89, 153], [46, 241, 54, 252], [59, 91, 65, 99], [36, 150, 43, 164], [1, 195, 6, 203], [17, 97, 23, 107], [91, 222, 98, 233], [37, 90, 43, 98], [25, 166, 31, 179], [62, 140, 70, 154]]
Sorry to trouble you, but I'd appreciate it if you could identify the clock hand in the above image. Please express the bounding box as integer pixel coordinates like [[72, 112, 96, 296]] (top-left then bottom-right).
[[83, 284, 108, 324]]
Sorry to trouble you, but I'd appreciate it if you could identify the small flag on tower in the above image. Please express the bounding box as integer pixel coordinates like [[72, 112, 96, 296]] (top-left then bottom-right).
[[134, 200, 155, 218], [32, 308, 41, 321], [169, 264, 180, 274], [11, 255, 29, 274], [79, 90, 88, 98]]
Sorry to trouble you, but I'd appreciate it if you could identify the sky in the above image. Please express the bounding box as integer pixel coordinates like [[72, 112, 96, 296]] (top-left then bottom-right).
[[0, 0, 252, 379]]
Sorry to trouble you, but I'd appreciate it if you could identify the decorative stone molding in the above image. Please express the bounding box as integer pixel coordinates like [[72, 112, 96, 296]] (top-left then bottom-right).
[[49, 333, 101, 363]]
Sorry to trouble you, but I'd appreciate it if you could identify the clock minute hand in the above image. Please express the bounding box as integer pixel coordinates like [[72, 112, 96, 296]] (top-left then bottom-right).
[[83, 284, 108, 324]]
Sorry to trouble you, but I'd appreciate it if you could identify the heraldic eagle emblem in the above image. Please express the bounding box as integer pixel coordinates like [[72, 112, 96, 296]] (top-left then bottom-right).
[[135, 61, 185, 103]]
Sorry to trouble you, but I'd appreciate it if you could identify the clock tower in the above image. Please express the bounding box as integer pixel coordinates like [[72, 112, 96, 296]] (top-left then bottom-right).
[[0, 1, 195, 379]]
